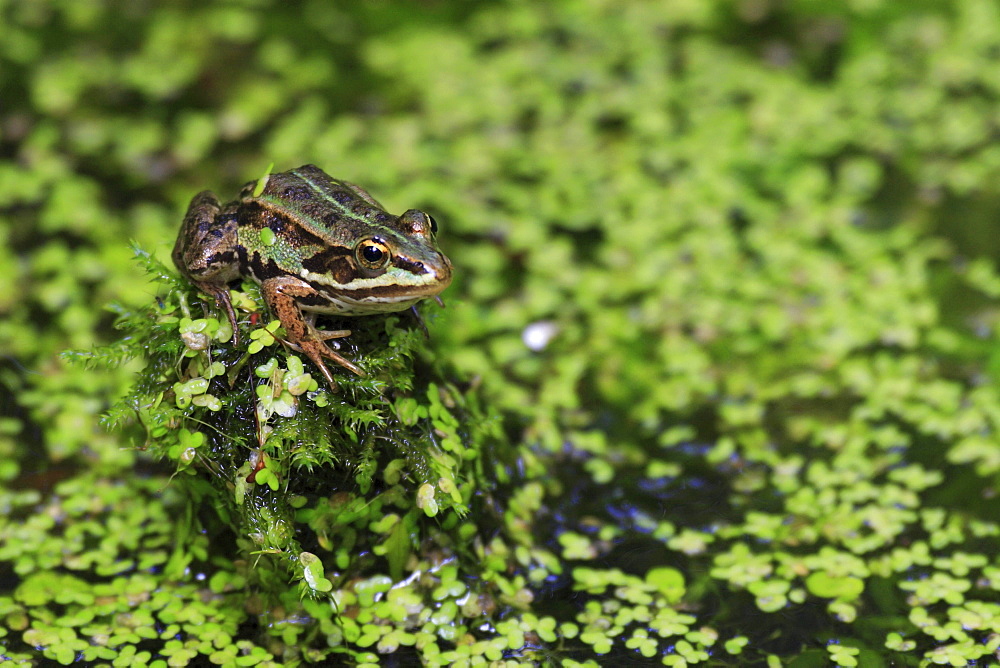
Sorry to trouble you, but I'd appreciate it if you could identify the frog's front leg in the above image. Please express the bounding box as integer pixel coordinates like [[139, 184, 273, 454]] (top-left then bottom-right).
[[260, 276, 365, 386], [172, 191, 242, 342]]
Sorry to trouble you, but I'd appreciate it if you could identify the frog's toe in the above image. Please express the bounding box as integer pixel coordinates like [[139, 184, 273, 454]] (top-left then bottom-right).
[[322, 348, 365, 377], [311, 328, 352, 342], [299, 339, 365, 383]]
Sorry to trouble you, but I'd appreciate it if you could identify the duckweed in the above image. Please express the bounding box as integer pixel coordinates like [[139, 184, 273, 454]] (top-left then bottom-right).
[[8, 0, 1000, 665]]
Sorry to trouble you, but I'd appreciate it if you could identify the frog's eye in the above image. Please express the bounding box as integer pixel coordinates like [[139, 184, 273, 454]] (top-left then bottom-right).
[[356, 238, 391, 271], [427, 215, 438, 234]]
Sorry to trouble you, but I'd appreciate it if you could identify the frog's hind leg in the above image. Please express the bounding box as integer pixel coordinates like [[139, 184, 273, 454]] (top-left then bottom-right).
[[261, 276, 366, 387], [173, 191, 242, 342]]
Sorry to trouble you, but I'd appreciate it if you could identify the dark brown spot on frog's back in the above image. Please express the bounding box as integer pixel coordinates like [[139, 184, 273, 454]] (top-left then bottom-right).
[[241, 202, 319, 246], [237, 201, 266, 230], [301, 247, 356, 285], [263, 208, 285, 234], [277, 183, 312, 203], [332, 189, 355, 206], [325, 188, 385, 212], [318, 206, 348, 229], [239, 246, 283, 283], [254, 168, 326, 208]]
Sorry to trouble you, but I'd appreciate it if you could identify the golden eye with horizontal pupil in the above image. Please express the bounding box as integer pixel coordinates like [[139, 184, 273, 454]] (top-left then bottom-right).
[[356, 238, 391, 270], [427, 214, 438, 234]]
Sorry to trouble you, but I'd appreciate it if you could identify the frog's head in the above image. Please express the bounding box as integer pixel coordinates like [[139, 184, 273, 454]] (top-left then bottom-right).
[[300, 207, 453, 315], [349, 208, 453, 303]]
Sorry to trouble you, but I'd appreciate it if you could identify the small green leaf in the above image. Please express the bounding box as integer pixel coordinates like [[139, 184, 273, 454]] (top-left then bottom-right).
[[806, 573, 865, 601], [253, 162, 274, 197], [299, 552, 333, 593], [416, 483, 438, 517], [646, 567, 686, 603], [383, 514, 413, 581]]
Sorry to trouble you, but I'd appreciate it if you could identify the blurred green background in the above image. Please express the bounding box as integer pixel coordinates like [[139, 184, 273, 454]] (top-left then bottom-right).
[[5, 0, 1000, 665]]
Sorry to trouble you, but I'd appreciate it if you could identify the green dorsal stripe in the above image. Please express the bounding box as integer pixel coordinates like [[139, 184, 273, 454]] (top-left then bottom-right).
[[284, 169, 387, 233]]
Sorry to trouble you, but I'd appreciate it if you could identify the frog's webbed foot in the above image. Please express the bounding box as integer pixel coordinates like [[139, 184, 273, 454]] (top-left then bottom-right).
[[293, 338, 365, 383], [261, 276, 366, 387], [286, 328, 363, 377]]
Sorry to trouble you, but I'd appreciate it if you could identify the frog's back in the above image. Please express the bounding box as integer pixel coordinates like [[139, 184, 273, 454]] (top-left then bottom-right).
[[240, 166, 392, 240]]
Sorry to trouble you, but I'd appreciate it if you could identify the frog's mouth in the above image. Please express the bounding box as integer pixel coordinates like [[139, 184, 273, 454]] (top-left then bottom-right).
[[391, 254, 453, 294], [342, 267, 452, 302], [306, 255, 452, 315]]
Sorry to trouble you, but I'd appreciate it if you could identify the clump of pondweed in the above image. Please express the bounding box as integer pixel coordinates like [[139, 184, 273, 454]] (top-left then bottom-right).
[[67, 247, 538, 661]]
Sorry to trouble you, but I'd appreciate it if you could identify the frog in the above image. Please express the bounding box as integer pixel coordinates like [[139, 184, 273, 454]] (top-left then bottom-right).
[[172, 164, 453, 387]]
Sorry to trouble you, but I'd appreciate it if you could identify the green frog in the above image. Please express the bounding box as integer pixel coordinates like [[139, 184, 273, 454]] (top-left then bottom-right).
[[172, 164, 453, 386]]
